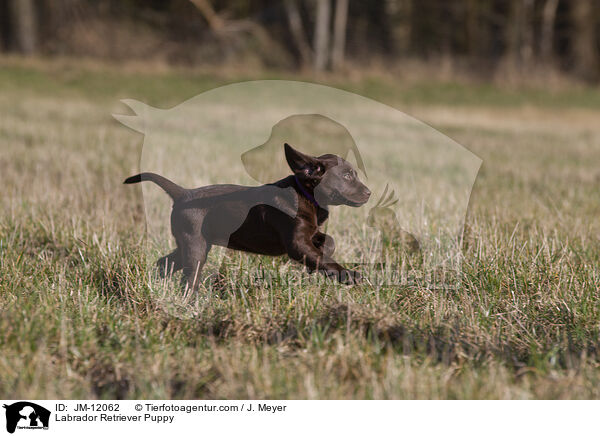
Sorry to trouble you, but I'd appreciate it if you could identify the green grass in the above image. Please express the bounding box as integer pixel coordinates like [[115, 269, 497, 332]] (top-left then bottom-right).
[[1, 59, 600, 399], [3, 59, 600, 109]]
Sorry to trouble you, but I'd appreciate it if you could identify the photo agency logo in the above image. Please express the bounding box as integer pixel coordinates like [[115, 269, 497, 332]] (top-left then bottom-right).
[[2, 402, 50, 433], [115, 81, 481, 315]]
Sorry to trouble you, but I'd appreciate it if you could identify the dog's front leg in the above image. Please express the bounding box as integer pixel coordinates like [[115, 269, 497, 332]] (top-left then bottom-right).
[[286, 236, 359, 285], [312, 232, 335, 260]]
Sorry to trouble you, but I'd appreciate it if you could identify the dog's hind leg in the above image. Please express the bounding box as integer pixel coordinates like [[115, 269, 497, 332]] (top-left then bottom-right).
[[181, 238, 211, 291], [156, 249, 182, 278]]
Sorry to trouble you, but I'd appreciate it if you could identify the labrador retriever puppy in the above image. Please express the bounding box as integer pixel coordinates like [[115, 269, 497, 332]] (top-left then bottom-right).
[[124, 143, 370, 289]]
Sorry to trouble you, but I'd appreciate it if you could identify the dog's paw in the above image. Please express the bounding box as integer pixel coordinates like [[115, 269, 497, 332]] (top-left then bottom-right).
[[339, 269, 361, 286]]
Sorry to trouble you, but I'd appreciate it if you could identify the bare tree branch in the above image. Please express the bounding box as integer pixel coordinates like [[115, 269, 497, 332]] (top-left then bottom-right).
[[188, 0, 224, 32]]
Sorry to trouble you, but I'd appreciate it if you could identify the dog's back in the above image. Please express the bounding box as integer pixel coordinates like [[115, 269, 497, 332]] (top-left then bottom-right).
[[173, 178, 298, 252]]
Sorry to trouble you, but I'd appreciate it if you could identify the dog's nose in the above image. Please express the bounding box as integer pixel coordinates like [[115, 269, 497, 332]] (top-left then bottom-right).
[[363, 188, 371, 197]]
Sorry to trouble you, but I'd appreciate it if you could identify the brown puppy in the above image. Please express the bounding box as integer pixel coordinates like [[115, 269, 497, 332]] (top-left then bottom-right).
[[125, 143, 370, 289]]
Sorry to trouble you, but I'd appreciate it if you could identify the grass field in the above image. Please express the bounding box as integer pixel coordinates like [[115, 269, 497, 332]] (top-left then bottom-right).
[[1, 59, 600, 399]]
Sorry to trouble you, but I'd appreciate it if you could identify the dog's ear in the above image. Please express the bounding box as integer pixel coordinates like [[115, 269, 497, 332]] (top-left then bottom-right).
[[284, 143, 322, 177]]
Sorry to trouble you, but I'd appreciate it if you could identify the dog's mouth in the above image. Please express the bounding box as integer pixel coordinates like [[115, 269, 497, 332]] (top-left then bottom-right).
[[346, 197, 370, 207], [333, 191, 370, 207]]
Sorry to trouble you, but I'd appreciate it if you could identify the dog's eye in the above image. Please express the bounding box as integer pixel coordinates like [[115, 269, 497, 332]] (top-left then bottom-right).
[[343, 172, 353, 180]]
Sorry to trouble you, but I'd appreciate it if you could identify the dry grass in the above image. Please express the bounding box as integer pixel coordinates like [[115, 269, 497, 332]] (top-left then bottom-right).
[[1, 60, 600, 399]]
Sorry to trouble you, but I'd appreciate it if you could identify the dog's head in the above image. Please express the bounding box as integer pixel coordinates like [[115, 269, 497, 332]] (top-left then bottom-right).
[[284, 143, 370, 207]]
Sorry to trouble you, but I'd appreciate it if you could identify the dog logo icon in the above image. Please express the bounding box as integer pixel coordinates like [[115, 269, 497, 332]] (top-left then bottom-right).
[[2, 402, 50, 434]]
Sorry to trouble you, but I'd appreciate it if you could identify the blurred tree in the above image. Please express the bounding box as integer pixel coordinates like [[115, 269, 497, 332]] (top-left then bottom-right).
[[8, 0, 37, 54], [331, 0, 348, 70], [0, 0, 598, 82], [313, 0, 331, 71], [284, 0, 312, 68], [540, 0, 559, 63], [385, 0, 412, 55], [570, 0, 598, 81], [504, 0, 535, 72]]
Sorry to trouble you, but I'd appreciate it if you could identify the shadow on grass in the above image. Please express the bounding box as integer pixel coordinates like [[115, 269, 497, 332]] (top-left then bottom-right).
[[187, 302, 599, 374]]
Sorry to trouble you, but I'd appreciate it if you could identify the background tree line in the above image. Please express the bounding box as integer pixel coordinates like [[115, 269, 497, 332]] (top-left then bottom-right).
[[1, 0, 599, 81]]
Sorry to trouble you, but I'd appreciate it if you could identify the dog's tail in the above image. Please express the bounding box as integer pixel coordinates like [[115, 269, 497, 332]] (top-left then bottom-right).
[[124, 172, 186, 201]]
